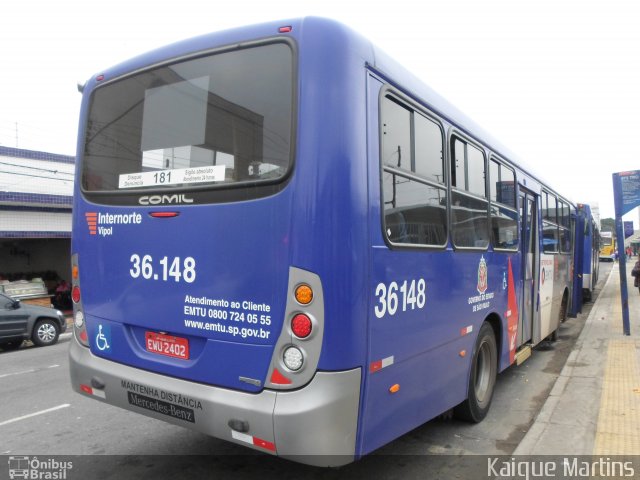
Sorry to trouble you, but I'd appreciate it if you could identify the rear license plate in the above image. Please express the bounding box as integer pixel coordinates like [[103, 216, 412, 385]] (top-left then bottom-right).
[[145, 331, 190, 360]]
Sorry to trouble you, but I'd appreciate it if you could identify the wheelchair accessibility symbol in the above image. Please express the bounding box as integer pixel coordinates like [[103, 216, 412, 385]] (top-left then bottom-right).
[[95, 324, 111, 352]]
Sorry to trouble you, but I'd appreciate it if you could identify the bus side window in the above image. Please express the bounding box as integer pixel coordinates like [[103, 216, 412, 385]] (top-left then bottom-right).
[[380, 94, 447, 248], [491, 205, 518, 249], [382, 98, 411, 169], [560, 227, 572, 253], [450, 137, 489, 249], [489, 159, 518, 250], [558, 200, 572, 254], [543, 222, 559, 253], [383, 171, 447, 246], [451, 190, 490, 248], [546, 194, 558, 224], [414, 114, 445, 185]]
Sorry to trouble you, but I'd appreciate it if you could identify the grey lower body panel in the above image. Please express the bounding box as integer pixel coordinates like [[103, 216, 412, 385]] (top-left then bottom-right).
[[69, 337, 360, 466]]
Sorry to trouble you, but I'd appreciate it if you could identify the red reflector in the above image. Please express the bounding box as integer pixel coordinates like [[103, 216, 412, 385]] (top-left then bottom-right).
[[278, 26, 292, 33], [149, 212, 180, 218], [96, 74, 104, 81], [291, 314, 312, 338], [232, 431, 277, 452], [370, 360, 383, 373], [270, 368, 292, 385], [71, 286, 81, 303], [80, 382, 105, 398], [253, 437, 276, 452], [79, 330, 88, 342]]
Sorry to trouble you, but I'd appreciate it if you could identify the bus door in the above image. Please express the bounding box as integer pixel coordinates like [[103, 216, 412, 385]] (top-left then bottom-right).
[[518, 189, 538, 346]]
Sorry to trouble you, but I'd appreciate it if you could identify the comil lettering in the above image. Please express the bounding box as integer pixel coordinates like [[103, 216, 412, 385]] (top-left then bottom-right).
[[139, 194, 194, 205]]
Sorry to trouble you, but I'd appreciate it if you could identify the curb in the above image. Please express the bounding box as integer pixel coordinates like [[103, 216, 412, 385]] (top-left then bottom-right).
[[512, 267, 616, 455]]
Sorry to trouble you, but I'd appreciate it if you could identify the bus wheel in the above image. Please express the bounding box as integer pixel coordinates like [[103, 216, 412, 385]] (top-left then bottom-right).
[[454, 322, 497, 423], [559, 292, 568, 323]]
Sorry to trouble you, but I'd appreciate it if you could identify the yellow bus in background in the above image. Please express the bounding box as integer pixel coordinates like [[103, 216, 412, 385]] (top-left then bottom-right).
[[599, 231, 616, 261]]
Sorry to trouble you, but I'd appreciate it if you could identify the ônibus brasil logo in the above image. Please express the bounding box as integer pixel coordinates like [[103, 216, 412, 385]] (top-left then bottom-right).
[[85, 211, 142, 237], [7, 456, 73, 479], [477, 255, 488, 294]]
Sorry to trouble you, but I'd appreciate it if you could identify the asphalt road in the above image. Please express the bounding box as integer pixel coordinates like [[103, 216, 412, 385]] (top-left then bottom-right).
[[0, 263, 610, 479]]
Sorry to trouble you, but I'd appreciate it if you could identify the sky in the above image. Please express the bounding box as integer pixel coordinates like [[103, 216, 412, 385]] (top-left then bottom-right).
[[1, 0, 639, 222]]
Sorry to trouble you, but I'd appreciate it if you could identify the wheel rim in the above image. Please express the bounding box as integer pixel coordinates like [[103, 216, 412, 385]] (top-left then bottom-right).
[[38, 323, 56, 343], [474, 341, 493, 404]]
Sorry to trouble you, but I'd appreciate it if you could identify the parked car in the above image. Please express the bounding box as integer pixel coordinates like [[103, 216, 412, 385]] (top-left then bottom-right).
[[0, 293, 67, 350]]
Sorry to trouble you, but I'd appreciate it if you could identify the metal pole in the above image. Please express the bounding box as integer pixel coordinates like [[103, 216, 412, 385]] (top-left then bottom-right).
[[615, 217, 631, 335], [613, 172, 631, 335]]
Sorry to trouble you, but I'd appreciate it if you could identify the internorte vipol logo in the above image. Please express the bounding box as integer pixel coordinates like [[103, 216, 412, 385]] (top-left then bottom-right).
[[84, 211, 142, 237]]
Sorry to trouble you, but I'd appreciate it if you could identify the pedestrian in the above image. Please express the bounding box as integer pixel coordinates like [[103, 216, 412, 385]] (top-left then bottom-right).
[[54, 279, 71, 310], [631, 259, 640, 293]]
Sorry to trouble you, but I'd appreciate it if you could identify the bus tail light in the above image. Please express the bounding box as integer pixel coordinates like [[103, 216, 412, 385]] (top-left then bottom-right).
[[294, 284, 313, 305], [74, 311, 85, 329], [149, 211, 180, 218], [72, 286, 81, 303], [283, 346, 303, 371], [291, 314, 312, 338], [265, 267, 324, 389], [72, 254, 89, 347]]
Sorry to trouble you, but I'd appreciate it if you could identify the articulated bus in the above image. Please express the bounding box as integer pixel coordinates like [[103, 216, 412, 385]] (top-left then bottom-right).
[[599, 231, 615, 261], [69, 18, 577, 466]]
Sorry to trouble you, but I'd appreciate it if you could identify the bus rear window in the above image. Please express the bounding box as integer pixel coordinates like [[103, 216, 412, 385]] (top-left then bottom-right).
[[82, 42, 293, 193]]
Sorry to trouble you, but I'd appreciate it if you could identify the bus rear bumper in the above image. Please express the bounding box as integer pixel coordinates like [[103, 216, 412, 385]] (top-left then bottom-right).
[[69, 337, 360, 466]]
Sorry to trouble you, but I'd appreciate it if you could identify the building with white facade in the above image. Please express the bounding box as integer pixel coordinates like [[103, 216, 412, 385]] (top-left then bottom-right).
[[0, 146, 74, 287]]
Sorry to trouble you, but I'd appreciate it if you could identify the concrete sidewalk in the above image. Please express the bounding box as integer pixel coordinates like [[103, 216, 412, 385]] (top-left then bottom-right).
[[514, 263, 640, 455]]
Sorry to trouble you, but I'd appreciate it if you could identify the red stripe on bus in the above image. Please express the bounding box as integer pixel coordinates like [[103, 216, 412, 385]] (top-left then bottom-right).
[[253, 437, 276, 451]]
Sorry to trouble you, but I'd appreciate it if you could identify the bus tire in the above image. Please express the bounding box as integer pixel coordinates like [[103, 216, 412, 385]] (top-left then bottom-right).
[[454, 322, 497, 423], [559, 292, 568, 323]]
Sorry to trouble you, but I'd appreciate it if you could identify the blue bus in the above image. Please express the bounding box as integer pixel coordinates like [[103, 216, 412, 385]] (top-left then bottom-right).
[[69, 18, 577, 466], [569, 203, 600, 316], [572, 204, 600, 308]]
